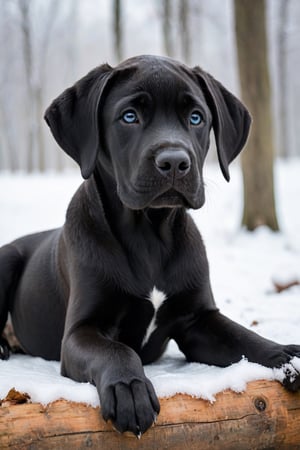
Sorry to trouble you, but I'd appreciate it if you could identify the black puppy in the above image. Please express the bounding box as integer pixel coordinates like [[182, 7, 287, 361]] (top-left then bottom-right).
[[0, 55, 299, 437]]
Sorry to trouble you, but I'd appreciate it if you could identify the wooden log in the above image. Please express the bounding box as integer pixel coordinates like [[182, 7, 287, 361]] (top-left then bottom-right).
[[1, 380, 300, 449]]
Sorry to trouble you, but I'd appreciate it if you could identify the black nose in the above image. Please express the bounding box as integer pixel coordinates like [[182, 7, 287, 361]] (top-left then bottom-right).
[[155, 149, 191, 179]]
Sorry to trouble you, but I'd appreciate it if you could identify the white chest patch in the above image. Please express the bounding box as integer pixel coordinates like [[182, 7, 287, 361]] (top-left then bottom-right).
[[142, 287, 167, 347]]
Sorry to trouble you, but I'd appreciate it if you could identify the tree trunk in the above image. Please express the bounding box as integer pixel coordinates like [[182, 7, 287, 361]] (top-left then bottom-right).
[[113, 0, 122, 62], [163, 0, 174, 57], [234, 0, 279, 231], [19, 0, 35, 172], [0, 2, 19, 171], [277, 0, 290, 158], [179, 0, 191, 64], [0, 103, 19, 171], [18, 0, 61, 172], [35, 83, 46, 172]]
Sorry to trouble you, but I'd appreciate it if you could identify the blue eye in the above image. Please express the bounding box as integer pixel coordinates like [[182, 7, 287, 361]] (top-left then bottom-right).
[[190, 112, 202, 126], [122, 110, 138, 124]]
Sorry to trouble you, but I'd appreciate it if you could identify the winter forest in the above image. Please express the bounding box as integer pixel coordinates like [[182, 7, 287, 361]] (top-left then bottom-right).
[[1, 0, 299, 170], [0, 0, 300, 231]]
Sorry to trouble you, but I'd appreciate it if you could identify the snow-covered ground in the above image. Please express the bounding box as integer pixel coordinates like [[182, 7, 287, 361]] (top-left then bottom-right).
[[0, 159, 299, 405]]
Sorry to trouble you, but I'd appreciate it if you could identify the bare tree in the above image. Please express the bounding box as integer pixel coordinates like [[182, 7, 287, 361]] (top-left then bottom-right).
[[277, 0, 291, 158], [16, 0, 53, 171], [0, 2, 19, 171], [36, 0, 60, 171], [20, 0, 60, 172], [163, 0, 174, 57], [18, 0, 35, 171], [113, 0, 123, 62], [178, 0, 191, 64], [19, 0, 61, 172], [66, 0, 79, 82], [234, 0, 279, 231]]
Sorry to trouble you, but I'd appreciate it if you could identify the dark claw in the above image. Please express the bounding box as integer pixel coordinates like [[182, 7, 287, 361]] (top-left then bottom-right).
[[135, 427, 142, 439]]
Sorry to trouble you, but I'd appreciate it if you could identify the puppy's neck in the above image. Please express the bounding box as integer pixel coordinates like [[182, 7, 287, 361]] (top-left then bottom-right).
[[92, 165, 186, 243]]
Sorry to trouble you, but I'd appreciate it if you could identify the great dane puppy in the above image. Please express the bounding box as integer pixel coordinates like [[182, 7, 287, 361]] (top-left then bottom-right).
[[0, 55, 300, 437]]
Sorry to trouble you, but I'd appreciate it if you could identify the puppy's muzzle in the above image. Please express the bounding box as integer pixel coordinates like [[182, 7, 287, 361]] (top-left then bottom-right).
[[154, 149, 191, 180]]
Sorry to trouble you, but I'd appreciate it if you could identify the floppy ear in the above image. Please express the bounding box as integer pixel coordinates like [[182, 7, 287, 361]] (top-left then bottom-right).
[[44, 64, 113, 179], [193, 67, 251, 181]]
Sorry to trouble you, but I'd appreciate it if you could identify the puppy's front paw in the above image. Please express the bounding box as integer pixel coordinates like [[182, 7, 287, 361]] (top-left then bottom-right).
[[100, 378, 160, 437], [282, 362, 300, 391], [273, 345, 300, 392]]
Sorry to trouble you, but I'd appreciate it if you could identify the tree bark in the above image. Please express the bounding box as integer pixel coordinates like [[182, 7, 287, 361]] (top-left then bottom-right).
[[1, 381, 300, 448], [234, 0, 279, 231]]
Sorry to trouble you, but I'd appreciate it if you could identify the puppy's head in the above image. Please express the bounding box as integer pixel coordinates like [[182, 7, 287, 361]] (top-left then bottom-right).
[[45, 55, 251, 210]]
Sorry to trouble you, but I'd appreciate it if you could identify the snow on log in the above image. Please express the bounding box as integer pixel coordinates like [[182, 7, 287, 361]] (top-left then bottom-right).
[[1, 380, 300, 449]]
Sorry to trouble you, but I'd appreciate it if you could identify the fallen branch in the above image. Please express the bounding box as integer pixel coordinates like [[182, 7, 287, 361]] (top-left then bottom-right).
[[1, 380, 300, 449], [273, 279, 300, 294]]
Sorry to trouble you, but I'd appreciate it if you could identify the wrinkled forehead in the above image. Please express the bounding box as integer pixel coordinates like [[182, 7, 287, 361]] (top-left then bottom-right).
[[107, 57, 207, 105], [140, 65, 200, 96]]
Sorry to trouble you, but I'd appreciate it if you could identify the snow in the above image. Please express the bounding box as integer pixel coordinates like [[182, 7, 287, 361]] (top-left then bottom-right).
[[0, 159, 300, 406]]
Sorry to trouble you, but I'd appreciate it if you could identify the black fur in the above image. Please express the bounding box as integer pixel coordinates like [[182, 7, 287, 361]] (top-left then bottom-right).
[[1, 55, 299, 436]]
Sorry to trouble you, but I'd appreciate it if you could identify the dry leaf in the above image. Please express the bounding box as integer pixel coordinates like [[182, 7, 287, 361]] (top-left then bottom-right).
[[1, 388, 31, 406]]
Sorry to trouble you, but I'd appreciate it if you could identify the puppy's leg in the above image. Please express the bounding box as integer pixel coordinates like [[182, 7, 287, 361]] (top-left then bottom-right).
[[174, 310, 300, 391], [0, 244, 24, 359], [61, 324, 160, 437]]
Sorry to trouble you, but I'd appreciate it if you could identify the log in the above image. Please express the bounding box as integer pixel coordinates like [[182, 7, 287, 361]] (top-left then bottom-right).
[[1, 380, 300, 449]]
